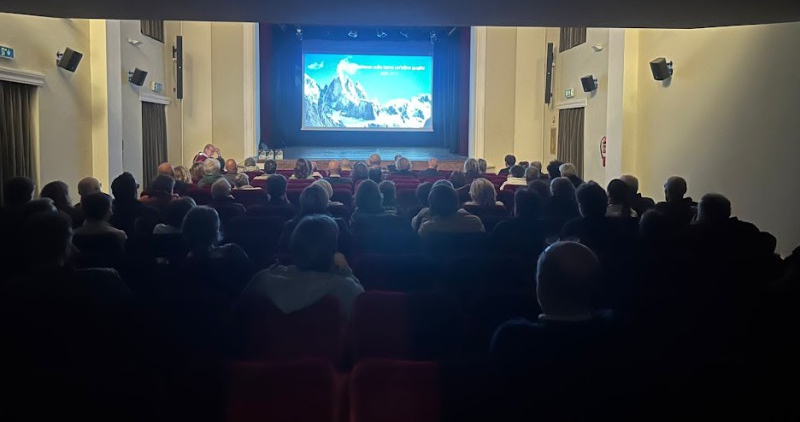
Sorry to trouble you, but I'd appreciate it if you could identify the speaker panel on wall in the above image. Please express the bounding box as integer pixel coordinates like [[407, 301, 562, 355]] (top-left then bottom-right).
[[544, 42, 554, 104], [57, 48, 83, 72], [650, 57, 674, 80], [580, 75, 598, 92], [175, 36, 184, 99], [129, 68, 148, 86]]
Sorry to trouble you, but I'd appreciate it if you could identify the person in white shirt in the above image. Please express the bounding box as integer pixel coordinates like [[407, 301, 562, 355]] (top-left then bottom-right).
[[500, 165, 528, 191]]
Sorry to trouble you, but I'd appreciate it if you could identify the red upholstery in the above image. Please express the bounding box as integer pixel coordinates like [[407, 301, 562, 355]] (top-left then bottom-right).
[[419, 177, 445, 184], [231, 189, 267, 208], [187, 187, 213, 205], [395, 189, 419, 211], [238, 295, 346, 363], [331, 189, 354, 208], [352, 254, 437, 292], [276, 169, 294, 177], [250, 178, 266, 189], [226, 359, 337, 422], [244, 171, 264, 180], [350, 359, 440, 422]]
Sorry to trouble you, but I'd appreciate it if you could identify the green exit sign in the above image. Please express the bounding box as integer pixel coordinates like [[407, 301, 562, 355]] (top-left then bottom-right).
[[0, 46, 14, 59]]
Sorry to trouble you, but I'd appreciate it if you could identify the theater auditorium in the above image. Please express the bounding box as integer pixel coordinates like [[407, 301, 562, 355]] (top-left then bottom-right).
[[1, 0, 800, 420]]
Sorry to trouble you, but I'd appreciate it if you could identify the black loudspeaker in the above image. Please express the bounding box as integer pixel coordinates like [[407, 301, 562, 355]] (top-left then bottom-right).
[[581, 75, 598, 92], [650, 57, 673, 80], [57, 48, 83, 72], [129, 68, 148, 86], [544, 42, 554, 104], [175, 36, 184, 99]]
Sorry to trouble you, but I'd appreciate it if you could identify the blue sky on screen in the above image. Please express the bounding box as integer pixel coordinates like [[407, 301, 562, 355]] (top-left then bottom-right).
[[304, 53, 432, 103]]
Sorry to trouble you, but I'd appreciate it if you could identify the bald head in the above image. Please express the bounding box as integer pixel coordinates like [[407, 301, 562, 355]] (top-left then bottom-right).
[[225, 159, 238, 174], [157, 162, 175, 177], [428, 158, 438, 169], [664, 176, 687, 202], [328, 160, 342, 175], [77, 177, 102, 197], [368, 154, 382, 168], [697, 193, 731, 225]]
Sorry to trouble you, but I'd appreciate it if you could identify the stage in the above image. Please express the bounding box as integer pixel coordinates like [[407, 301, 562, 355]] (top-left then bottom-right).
[[268, 147, 468, 171]]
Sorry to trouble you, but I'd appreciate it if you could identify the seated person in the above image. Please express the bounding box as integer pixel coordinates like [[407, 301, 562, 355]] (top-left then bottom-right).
[[412, 180, 451, 231], [367, 153, 383, 170], [368, 167, 383, 184], [352, 162, 369, 185], [559, 163, 585, 188], [449, 171, 471, 204], [155, 162, 190, 196], [606, 179, 638, 218], [340, 158, 353, 172], [110, 172, 158, 236], [207, 179, 246, 228], [418, 184, 485, 237], [239, 156, 261, 173], [253, 159, 278, 181], [75, 192, 128, 245], [408, 182, 433, 227], [654, 176, 696, 229], [387, 154, 403, 173], [262, 174, 297, 221], [546, 160, 563, 179], [279, 185, 352, 254], [478, 158, 488, 174], [197, 158, 225, 188], [224, 159, 250, 188], [310, 161, 323, 179], [500, 165, 528, 190], [290, 158, 314, 180], [325, 160, 353, 186], [464, 158, 481, 184], [620, 174, 655, 216], [417, 158, 441, 178], [350, 180, 400, 233], [543, 177, 580, 235], [464, 178, 508, 217], [241, 215, 364, 318], [312, 179, 344, 207], [153, 197, 196, 235], [525, 166, 541, 183], [190, 162, 205, 184], [139, 174, 177, 219], [487, 188, 547, 256], [392, 157, 414, 177], [498, 154, 516, 177], [40, 180, 83, 228], [379, 180, 398, 211], [526, 179, 551, 201]]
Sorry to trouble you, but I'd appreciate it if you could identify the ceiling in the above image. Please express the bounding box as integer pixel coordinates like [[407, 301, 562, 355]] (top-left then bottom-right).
[[2, 0, 799, 29]]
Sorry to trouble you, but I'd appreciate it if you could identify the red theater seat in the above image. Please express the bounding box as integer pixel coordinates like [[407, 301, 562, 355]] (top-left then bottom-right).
[[350, 359, 440, 422], [244, 171, 264, 180], [232, 189, 267, 208], [187, 187, 212, 205], [496, 190, 515, 210], [226, 359, 337, 422], [277, 169, 294, 177], [250, 178, 266, 189], [352, 254, 436, 292], [224, 217, 285, 268]]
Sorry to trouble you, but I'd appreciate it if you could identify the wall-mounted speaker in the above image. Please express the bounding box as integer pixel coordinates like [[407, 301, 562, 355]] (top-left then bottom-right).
[[581, 75, 598, 92], [544, 42, 554, 104], [56, 48, 83, 72], [174, 36, 184, 99], [650, 57, 674, 80], [129, 68, 148, 86]]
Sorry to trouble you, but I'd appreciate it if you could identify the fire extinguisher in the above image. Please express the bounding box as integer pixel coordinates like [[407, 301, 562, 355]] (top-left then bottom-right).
[[600, 136, 607, 167]]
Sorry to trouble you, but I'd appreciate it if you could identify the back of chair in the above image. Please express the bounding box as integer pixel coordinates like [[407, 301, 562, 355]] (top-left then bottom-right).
[[496, 190, 515, 211], [422, 232, 487, 257], [150, 233, 188, 263], [187, 188, 213, 205], [350, 359, 440, 422], [286, 190, 302, 207], [226, 359, 337, 422], [244, 171, 264, 180], [355, 229, 421, 255], [72, 233, 125, 268], [479, 215, 512, 232], [223, 217, 284, 269], [462, 293, 540, 356], [232, 189, 267, 208], [395, 189, 419, 211], [331, 189, 353, 208], [352, 254, 436, 292]]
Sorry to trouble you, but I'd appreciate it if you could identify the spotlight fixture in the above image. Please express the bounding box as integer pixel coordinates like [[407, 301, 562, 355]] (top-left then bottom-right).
[[348, 30, 358, 38], [399, 31, 409, 39], [376, 30, 388, 39]]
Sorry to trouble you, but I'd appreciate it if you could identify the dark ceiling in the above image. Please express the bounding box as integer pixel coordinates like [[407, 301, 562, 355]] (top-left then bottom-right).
[[2, 0, 799, 28]]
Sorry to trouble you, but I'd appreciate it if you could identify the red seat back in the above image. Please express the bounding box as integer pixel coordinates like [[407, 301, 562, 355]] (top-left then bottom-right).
[[250, 178, 266, 189], [226, 359, 337, 422], [244, 171, 264, 180], [351, 254, 436, 292], [231, 189, 267, 208], [350, 359, 440, 422]]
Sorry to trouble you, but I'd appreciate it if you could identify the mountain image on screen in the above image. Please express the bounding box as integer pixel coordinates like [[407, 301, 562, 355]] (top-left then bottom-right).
[[304, 69, 432, 130]]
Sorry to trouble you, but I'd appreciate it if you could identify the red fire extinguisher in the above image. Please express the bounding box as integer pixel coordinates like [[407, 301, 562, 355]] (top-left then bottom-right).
[[600, 136, 607, 167]]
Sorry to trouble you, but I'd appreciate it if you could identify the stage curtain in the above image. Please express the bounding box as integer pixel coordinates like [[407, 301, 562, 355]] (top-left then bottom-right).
[[266, 26, 302, 149], [141, 20, 164, 43], [0, 81, 34, 206], [433, 28, 470, 155], [142, 102, 168, 189], [557, 107, 585, 178], [559, 27, 587, 52]]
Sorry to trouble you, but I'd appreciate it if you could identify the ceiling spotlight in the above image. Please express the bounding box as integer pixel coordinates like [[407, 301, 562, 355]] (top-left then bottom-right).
[[377, 30, 388, 39], [348, 30, 358, 38], [399, 31, 409, 39]]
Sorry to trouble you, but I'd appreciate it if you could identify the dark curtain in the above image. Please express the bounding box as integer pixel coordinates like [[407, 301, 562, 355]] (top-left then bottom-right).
[[141, 20, 165, 43], [267, 25, 302, 149], [433, 28, 469, 155], [557, 107, 585, 178], [559, 27, 587, 52], [142, 102, 167, 189], [0, 81, 34, 206]]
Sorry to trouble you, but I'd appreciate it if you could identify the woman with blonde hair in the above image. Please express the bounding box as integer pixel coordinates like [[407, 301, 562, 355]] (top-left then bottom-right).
[[464, 178, 508, 219], [174, 165, 191, 183]]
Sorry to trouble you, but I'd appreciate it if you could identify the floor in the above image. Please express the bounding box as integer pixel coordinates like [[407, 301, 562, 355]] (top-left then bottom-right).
[[280, 146, 467, 161]]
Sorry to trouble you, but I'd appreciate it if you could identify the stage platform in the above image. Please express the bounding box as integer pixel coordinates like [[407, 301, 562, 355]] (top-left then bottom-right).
[[268, 147, 468, 171]]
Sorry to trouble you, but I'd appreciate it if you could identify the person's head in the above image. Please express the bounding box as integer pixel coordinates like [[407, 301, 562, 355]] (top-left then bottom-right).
[[664, 176, 688, 202], [519, 161, 530, 169], [428, 184, 460, 217], [547, 160, 564, 178], [639, 209, 671, 243], [328, 160, 342, 175], [150, 174, 175, 195], [204, 157, 222, 176], [469, 178, 497, 207], [352, 162, 369, 180], [299, 185, 330, 215], [263, 159, 278, 175], [368, 154, 382, 168], [427, 158, 439, 170], [697, 193, 731, 225], [531, 161, 543, 171], [111, 172, 138, 201], [510, 165, 525, 178], [514, 188, 543, 219], [527, 179, 551, 201], [40, 181, 72, 210], [77, 177, 102, 198], [537, 241, 600, 317], [619, 174, 639, 195], [157, 162, 175, 177], [3, 176, 35, 207], [340, 158, 352, 171], [432, 179, 454, 189], [368, 168, 383, 184], [394, 154, 402, 161], [311, 161, 319, 172], [355, 179, 384, 213], [24, 211, 72, 268], [378, 180, 396, 205], [290, 215, 339, 272], [449, 171, 466, 189], [550, 177, 576, 201], [606, 179, 630, 206], [225, 159, 238, 174], [165, 197, 196, 228], [190, 163, 205, 183], [312, 179, 334, 200], [244, 157, 257, 169], [173, 166, 191, 183], [525, 166, 541, 182], [478, 158, 488, 174], [211, 178, 232, 199], [559, 163, 577, 177], [22, 198, 57, 219], [464, 158, 480, 175], [182, 206, 220, 250], [266, 174, 288, 199], [293, 159, 310, 179], [416, 182, 434, 207], [396, 157, 411, 172], [203, 143, 215, 156], [504, 154, 517, 168], [81, 192, 113, 222], [576, 181, 608, 219]]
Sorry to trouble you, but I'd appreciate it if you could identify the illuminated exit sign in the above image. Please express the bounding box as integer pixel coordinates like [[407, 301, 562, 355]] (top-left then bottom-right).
[[0, 46, 14, 60]]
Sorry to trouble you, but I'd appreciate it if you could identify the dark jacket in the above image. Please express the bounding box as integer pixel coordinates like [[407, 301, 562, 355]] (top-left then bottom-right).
[[417, 168, 441, 178]]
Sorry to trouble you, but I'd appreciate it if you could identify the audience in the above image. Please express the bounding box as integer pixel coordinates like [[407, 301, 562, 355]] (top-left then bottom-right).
[[253, 159, 278, 181], [620, 174, 655, 216], [140, 174, 177, 218], [352, 162, 369, 185], [368, 167, 383, 184], [546, 160, 563, 179], [40, 180, 83, 228], [478, 158, 488, 174], [208, 178, 246, 227], [487, 188, 547, 257], [153, 197, 196, 234], [418, 184, 485, 237], [263, 174, 297, 221], [326, 160, 352, 186], [378, 180, 397, 210], [464, 178, 507, 217], [224, 159, 250, 188], [559, 163, 584, 188], [190, 162, 205, 184], [351, 179, 398, 232], [367, 154, 382, 169], [544, 177, 580, 234], [75, 192, 128, 244], [606, 179, 637, 218], [498, 154, 516, 176], [198, 158, 224, 188], [240, 157, 260, 173], [279, 185, 352, 254], [392, 157, 414, 177], [408, 182, 434, 228], [464, 158, 481, 183], [500, 165, 527, 191], [654, 176, 696, 229], [290, 158, 312, 180], [109, 172, 157, 236], [524, 166, 541, 184], [418, 158, 440, 178]]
